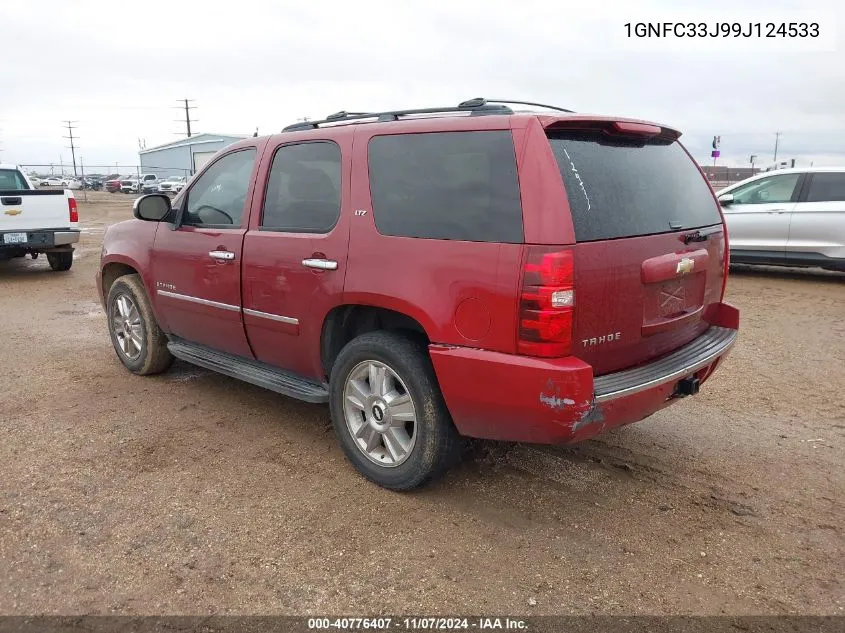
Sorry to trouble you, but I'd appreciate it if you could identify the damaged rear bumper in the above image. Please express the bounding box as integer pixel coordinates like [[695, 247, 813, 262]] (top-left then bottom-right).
[[429, 303, 739, 445]]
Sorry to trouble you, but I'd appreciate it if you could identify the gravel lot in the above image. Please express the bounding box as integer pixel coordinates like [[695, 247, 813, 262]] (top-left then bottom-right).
[[1, 192, 843, 615]]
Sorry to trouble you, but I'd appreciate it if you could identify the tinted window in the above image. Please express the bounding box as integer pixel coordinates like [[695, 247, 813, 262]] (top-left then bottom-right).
[[806, 173, 845, 202], [368, 131, 523, 242], [548, 132, 722, 242], [0, 169, 29, 190], [262, 142, 341, 232], [730, 174, 800, 205], [184, 149, 256, 226]]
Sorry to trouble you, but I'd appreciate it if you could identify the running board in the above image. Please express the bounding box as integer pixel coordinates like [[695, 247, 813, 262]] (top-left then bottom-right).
[[167, 339, 329, 404]]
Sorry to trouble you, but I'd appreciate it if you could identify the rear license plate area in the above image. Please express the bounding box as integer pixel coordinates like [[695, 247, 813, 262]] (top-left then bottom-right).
[[3, 232, 27, 244]]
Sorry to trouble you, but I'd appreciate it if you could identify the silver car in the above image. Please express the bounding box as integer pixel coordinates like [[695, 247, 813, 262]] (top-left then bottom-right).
[[717, 167, 845, 271]]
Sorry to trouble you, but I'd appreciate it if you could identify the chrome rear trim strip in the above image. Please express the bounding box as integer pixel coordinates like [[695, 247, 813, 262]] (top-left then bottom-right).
[[243, 308, 299, 325]]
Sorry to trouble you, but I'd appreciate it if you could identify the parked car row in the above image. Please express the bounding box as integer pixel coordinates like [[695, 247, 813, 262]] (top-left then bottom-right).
[[31, 175, 105, 190], [101, 174, 188, 195], [29, 172, 188, 195]]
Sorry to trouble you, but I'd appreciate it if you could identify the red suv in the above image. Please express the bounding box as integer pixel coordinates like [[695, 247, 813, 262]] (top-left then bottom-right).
[[96, 98, 739, 489]]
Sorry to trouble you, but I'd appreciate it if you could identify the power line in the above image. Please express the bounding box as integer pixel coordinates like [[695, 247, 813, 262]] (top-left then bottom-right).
[[175, 99, 197, 138]]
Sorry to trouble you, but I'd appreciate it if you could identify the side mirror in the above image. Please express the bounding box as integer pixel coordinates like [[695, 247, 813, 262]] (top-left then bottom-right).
[[133, 193, 172, 221], [717, 193, 735, 206]]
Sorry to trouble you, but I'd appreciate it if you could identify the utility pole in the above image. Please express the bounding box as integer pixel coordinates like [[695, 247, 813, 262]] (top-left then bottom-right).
[[177, 99, 197, 138], [773, 131, 782, 164], [63, 121, 79, 176]]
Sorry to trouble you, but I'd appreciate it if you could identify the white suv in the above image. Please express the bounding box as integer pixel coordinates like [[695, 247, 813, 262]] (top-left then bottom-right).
[[157, 176, 187, 194], [140, 174, 160, 194], [717, 167, 845, 271]]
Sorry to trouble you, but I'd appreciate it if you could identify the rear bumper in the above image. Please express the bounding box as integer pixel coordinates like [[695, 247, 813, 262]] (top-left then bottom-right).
[[430, 302, 739, 444], [0, 229, 79, 250]]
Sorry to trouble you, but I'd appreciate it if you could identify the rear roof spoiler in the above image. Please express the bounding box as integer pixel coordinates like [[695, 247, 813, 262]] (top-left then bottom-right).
[[541, 115, 681, 140]]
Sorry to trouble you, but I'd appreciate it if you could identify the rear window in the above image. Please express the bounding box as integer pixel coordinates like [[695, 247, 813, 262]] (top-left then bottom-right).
[[0, 169, 29, 190], [547, 131, 721, 242], [368, 131, 523, 243]]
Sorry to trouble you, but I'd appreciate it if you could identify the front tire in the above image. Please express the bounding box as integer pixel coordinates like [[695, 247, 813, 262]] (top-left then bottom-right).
[[47, 251, 73, 271], [106, 274, 173, 375], [329, 331, 460, 490]]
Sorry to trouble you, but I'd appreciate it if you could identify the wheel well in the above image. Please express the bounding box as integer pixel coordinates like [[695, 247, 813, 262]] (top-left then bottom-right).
[[321, 305, 430, 377], [101, 262, 138, 297]]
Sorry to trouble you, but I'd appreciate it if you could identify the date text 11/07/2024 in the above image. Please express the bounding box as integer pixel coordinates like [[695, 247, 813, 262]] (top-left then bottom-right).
[[624, 22, 820, 38], [307, 617, 528, 630]]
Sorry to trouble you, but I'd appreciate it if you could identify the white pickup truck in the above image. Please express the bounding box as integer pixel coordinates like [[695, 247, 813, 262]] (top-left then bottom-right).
[[0, 164, 80, 271]]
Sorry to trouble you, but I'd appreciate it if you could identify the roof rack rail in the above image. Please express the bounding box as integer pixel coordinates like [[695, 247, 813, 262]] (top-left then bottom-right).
[[463, 98, 575, 113], [282, 99, 514, 132]]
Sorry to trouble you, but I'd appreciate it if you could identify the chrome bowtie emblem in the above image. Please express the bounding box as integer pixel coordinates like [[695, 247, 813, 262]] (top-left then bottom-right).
[[676, 257, 695, 275]]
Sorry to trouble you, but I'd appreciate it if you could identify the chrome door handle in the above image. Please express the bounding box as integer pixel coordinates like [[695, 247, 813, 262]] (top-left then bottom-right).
[[209, 250, 235, 261], [302, 258, 338, 270]]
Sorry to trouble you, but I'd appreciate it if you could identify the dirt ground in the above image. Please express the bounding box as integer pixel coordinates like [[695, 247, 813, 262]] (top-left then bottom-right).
[[0, 191, 842, 616]]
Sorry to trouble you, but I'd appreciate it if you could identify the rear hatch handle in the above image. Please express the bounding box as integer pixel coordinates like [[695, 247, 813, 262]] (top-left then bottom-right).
[[681, 226, 723, 245], [683, 230, 709, 244], [1, 196, 23, 206]]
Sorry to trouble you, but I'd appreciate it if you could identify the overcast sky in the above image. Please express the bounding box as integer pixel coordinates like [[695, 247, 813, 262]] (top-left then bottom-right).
[[3, 0, 843, 171]]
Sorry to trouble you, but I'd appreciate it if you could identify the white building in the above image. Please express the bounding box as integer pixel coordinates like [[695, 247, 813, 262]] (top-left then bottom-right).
[[138, 133, 248, 179]]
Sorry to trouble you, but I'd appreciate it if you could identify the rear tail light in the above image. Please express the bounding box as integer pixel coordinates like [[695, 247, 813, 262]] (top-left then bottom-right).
[[518, 247, 575, 357], [68, 197, 78, 223]]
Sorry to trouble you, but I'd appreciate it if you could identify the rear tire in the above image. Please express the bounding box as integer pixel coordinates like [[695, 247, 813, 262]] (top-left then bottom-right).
[[106, 274, 173, 375], [47, 251, 73, 271], [329, 331, 460, 490]]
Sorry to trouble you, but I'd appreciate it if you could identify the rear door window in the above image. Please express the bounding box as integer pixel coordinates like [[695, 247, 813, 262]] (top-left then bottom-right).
[[547, 131, 722, 242], [367, 131, 523, 242], [261, 141, 342, 233], [806, 172, 845, 202]]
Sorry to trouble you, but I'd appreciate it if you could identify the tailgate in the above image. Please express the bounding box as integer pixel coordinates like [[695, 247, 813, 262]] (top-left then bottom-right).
[[546, 124, 727, 375], [0, 190, 72, 232]]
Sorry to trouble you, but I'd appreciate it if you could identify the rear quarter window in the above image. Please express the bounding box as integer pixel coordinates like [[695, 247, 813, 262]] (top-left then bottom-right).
[[547, 131, 722, 242], [367, 131, 524, 243]]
